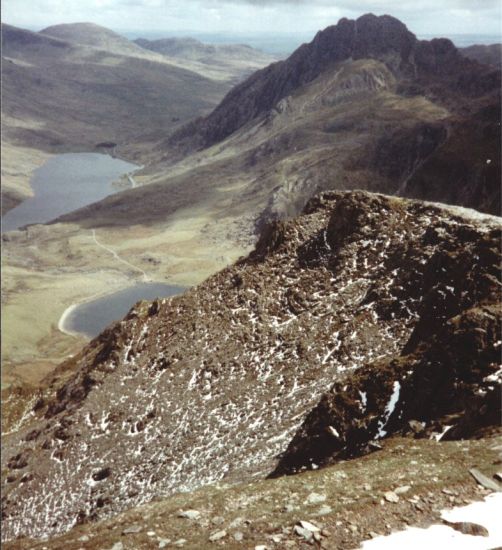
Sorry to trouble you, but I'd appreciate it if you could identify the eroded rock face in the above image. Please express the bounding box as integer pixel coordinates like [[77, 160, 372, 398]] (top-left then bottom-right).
[[2, 192, 500, 541]]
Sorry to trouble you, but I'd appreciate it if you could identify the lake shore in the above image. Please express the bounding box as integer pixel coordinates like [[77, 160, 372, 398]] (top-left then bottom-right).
[[57, 282, 186, 339], [2, 153, 140, 232], [57, 303, 80, 337], [2, 214, 248, 388], [2, 152, 253, 388]]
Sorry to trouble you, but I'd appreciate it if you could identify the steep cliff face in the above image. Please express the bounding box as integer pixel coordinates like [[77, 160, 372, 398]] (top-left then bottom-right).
[[2, 191, 500, 541]]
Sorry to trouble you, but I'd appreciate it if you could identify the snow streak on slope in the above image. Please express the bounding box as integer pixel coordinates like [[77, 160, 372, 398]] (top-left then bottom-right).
[[2, 191, 500, 541]]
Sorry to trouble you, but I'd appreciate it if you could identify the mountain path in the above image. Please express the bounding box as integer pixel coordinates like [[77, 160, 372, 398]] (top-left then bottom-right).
[[91, 229, 149, 282]]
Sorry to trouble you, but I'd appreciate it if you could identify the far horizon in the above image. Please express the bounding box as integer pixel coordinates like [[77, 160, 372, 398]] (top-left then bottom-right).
[[3, 0, 501, 51], [6, 22, 502, 57], [119, 28, 502, 56]]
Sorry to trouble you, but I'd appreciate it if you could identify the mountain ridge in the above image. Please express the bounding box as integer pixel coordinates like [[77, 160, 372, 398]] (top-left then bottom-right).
[[134, 36, 269, 60], [2, 191, 500, 541], [39, 22, 173, 62], [168, 13, 499, 154], [134, 35, 277, 82]]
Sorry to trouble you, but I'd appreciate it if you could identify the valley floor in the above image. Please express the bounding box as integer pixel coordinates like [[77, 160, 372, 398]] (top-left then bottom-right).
[[2, 210, 251, 388]]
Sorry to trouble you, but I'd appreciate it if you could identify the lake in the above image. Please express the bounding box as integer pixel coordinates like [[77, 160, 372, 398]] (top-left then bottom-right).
[[60, 282, 186, 338], [2, 153, 139, 232]]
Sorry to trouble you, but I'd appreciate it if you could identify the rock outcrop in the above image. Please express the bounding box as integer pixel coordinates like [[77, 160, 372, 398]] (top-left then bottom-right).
[[400, 102, 501, 214], [2, 191, 500, 541]]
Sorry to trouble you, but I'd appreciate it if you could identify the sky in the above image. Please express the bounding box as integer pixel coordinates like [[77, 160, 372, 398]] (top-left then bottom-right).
[[3, 0, 502, 42]]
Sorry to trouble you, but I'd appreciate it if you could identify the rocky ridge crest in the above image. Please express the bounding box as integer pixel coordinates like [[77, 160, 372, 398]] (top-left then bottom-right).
[[2, 191, 500, 541]]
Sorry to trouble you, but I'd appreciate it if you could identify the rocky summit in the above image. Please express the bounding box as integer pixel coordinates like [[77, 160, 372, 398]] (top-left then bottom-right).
[[2, 191, 501, 542]]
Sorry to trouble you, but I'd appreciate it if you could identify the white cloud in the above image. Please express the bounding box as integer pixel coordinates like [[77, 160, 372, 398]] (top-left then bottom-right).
[[2, 0, 501, 38]]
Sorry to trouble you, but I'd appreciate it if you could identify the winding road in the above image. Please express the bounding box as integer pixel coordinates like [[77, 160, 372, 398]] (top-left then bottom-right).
[[91, 229, 149, 282]]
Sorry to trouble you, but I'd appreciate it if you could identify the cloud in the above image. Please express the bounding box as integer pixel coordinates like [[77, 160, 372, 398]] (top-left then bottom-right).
[[220, 0, 499, 7], [3, 0, 501, 38]]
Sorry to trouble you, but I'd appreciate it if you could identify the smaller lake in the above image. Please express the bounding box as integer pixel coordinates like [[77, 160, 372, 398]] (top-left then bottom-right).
[[2, 153, 139, 232], [61, 282, 186, 338]]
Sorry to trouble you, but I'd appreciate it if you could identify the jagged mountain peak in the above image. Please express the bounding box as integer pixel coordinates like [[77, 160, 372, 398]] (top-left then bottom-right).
[[279, 13, 418, 85], [167, 13, 489, 154], [311, 13, 416, 59]]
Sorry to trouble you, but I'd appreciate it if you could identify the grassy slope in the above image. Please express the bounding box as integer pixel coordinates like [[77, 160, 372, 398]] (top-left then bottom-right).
[[1, 25, 228, 154]]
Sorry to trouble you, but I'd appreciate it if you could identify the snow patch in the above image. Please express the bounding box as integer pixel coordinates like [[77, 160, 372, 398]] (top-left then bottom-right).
[[376, 381, 401, 438], [359, 391, 367, 412], [359, 493, 502, 549]]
